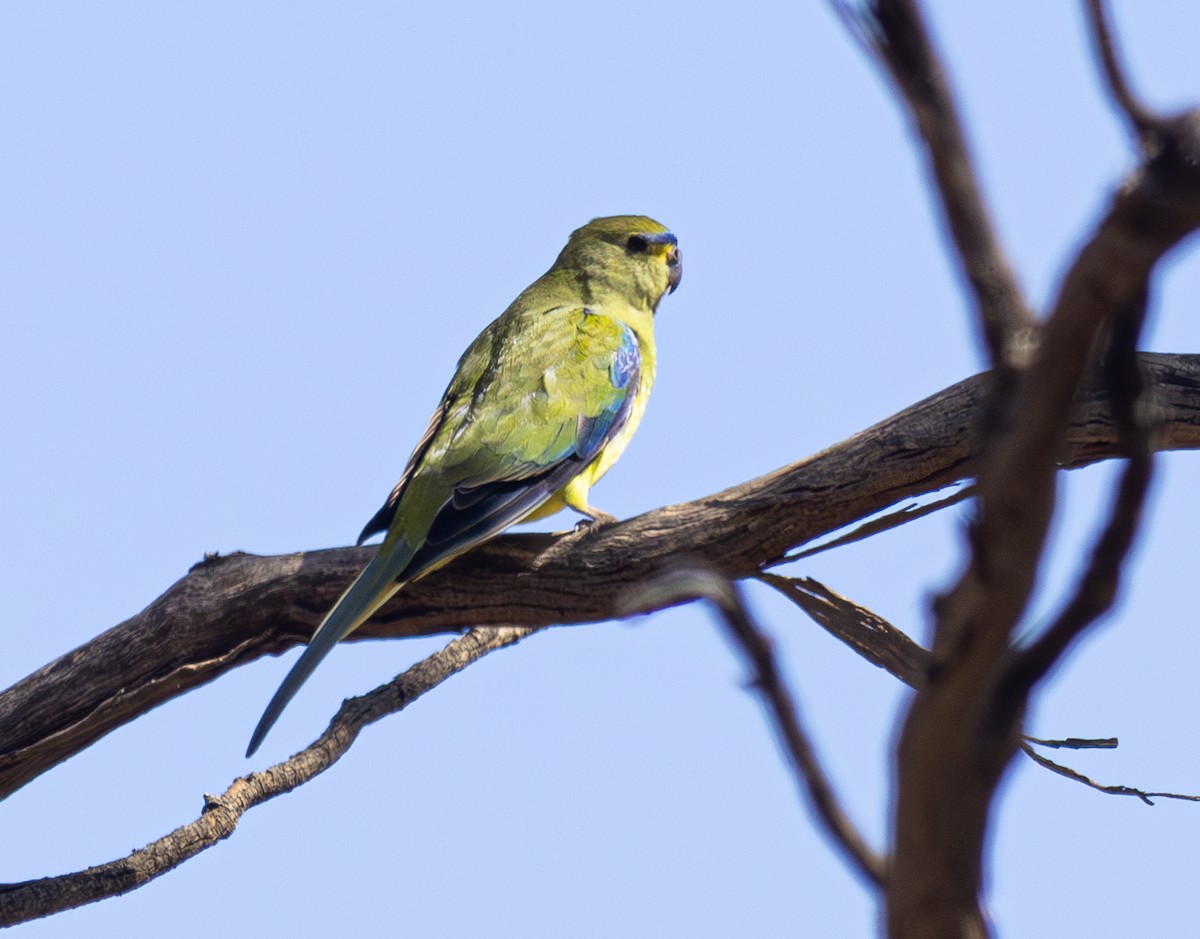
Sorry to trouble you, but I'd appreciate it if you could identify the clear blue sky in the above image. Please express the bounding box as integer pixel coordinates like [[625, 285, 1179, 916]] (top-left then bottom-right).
[[5, 2, 1200, 935]]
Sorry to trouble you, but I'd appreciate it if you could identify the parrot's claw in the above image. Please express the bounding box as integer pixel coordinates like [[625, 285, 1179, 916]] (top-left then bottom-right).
[[575, 509, 618, 530], [531, 511, 619, 571]]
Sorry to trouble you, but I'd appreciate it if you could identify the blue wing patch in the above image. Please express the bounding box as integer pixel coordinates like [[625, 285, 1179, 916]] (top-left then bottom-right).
[[610, 329, 639, 389], [575, 325, 640, 462]]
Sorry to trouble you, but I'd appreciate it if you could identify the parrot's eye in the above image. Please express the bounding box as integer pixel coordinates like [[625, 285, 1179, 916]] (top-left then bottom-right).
[[627, 234, 650, 253]]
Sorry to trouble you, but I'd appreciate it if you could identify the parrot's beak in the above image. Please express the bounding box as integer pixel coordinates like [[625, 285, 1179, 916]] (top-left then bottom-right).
[[666, 245, 682, 293]]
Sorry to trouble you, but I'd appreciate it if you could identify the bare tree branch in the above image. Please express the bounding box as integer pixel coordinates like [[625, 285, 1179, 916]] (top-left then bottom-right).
[[772, 486, 973, 564], [0, 626, 535, 927], [761, 573, 1200, 807], [1024, 736, 1117, 750], [634, 570, 887, 889], [1020, 744, 1200, 806], [15, 555, 1181, 925], [5, 353, 1200, 802], [1003, 288, 1154, 695], [1085, 0, 1157, 136], [870, 0, 1200, 933], [834, 0, 1034, 367], [759, 573, 927, 689]]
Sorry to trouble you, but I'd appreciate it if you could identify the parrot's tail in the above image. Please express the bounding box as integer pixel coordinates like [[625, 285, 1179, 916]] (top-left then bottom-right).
[[245, 539, 414, 757]]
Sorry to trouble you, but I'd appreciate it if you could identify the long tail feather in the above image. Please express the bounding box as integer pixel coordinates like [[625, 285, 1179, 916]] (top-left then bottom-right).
[[245, 538, 415, 756]]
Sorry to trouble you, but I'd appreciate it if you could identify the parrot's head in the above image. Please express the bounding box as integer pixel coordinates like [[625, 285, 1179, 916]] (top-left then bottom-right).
[[557, 215, 682, 313]]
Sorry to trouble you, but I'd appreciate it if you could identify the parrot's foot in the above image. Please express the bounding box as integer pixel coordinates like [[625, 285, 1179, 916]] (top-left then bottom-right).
[[531, 511, 619, 571], [574, 508, 618, 530]]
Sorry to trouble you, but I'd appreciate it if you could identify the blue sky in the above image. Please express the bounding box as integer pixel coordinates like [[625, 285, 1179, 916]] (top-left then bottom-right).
[[4, 2, 1200, 935]]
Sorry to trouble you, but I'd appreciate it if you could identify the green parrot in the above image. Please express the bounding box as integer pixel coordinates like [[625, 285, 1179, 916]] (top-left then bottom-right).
[[246, 215, 681, 756]]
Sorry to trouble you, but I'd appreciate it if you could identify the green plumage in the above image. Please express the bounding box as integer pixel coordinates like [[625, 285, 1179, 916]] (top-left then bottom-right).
[[247, 215, 681, 756]]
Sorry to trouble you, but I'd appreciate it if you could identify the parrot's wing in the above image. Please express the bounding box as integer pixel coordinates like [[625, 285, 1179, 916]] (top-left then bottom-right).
[[361, 309, 641, 574], [357, 401, 448, 545], [405, 313, 641, 574]]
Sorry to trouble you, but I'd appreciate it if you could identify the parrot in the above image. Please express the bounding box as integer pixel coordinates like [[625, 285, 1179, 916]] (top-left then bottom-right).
[[246, 215, 682, 756]]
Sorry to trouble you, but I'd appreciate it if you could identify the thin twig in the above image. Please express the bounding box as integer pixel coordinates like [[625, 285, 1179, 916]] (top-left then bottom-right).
[[1084, 0, 1157, 137], [0, 626, 537, 927], [769, 486, 974, 565], [630, 570, 888, 889], [1020, 744, 1200, 806], [1024, 736, 1117, 750]]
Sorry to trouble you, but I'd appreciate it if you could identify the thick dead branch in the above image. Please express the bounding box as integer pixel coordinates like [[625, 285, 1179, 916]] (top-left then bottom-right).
[[1003, 289, 1154, 695], [5, 353, 1200, 801], [0, 626, 534, 927], [880, 2, 1200, 935]]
